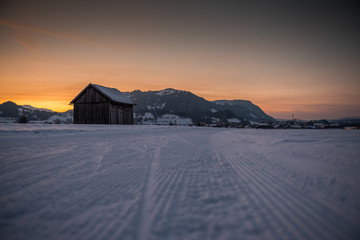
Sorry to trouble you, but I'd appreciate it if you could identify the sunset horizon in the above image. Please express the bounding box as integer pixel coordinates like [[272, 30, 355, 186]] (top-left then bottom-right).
[[1, 1, 359, 120], [2, 83, 360, 121], [1, 2, 360, 239]]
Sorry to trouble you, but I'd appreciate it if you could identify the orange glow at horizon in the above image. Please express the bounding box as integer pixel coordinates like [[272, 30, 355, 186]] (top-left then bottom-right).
[[1, 77, 359, 120], [1, 50, 359, 119], [1, 2, 360, 121]]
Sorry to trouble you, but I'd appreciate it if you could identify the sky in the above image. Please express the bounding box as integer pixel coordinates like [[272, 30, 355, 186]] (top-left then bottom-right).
[[0, 0, 359, 120]]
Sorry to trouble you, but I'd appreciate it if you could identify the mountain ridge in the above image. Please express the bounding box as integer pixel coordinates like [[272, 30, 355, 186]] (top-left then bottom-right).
[[125, 88, 274, 124], [0, 101, 72, 123], [0, 88, 274, 125], [21, 105, 54, 113]]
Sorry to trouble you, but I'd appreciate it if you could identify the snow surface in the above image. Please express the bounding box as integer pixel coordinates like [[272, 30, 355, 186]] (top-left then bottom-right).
[[137, 113, 192, 126], [154, 89, 176, 96], [211, 117, 220, 123], [17, 107, 23, 115], [46, 114, 73, 124], [1, 124, 360, 240], [227, 118, 241, 123], [155, 114, 193, 125], [92, 84, 134, 105], [250, 113, 258, 119], [21, 105, 54, 113], [214, 100, 235, 106], [143, 112, 155, 119], [0, 117, 17, 123], [147, 102, 166, 110]]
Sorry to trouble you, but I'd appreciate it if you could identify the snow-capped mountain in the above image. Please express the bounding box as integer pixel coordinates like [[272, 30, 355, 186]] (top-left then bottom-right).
[[125, 88, 274, 125], [0, 101, 72, 123], [21, 105, 54, 113], [212, 100, 272, 121], [0, 89, 273, 125]]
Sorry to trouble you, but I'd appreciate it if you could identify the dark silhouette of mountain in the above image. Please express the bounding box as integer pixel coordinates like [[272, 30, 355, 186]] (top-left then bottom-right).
[[0, 101, 72, 123], [0, 101, 19, 118], [212, 100, 273, 122], [21, 105, 54, 112], [125, 88, 274, 124], [1, 89, 273, 125]]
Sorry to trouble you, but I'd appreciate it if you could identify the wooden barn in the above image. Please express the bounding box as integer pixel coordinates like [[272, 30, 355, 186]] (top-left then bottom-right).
[[70, 83, 135, 124]]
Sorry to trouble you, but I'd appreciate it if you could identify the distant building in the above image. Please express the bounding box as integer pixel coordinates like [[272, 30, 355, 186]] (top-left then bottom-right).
[[70, 83, 135, 124]]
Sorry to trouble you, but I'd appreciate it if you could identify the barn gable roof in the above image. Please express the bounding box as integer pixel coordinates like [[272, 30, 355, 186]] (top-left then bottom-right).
[[70, 83, 134, 105]]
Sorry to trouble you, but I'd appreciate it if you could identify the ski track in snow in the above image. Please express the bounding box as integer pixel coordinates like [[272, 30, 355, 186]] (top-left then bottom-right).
[[0, 124, 360, 240]]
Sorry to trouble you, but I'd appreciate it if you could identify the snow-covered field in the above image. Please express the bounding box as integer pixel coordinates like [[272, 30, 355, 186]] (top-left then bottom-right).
[[0, 124, 359, 240]]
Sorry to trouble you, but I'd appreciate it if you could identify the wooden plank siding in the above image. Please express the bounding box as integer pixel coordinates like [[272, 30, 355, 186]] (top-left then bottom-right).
[[74, 102, 109, 124], [75, 87, 107, 104], [109, 103, 134, 124], [72, 85, 134, 124]]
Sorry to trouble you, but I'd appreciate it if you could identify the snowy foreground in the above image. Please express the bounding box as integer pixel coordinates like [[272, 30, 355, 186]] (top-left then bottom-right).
[[1, 124, 360, 240]]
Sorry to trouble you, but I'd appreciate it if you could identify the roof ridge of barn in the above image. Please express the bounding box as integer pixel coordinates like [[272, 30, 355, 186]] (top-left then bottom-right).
[[92, 84, 134, 105], [70, 83, 134, 105]]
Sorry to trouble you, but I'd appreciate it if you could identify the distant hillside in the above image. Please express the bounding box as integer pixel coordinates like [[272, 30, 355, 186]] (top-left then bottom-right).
[[213, 100, 273, 122], [0, 101, 72, 123], [125, 88, 274, 125], [0, 89, 274, 125], [21, 105, 54, 113]]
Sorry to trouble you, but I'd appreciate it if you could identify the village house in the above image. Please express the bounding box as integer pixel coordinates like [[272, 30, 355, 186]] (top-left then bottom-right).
[[70, 83, 135, 124]]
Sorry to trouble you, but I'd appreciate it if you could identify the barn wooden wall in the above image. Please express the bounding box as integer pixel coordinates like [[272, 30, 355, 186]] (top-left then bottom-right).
[[74, 102, 109, 124], [73, 87, 108, 124], [109, 103, 134, 124], [73, 86, 134, 124]]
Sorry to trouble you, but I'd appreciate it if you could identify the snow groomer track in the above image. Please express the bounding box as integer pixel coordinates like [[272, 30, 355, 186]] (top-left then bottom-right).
[[1, 124, 359, 239]]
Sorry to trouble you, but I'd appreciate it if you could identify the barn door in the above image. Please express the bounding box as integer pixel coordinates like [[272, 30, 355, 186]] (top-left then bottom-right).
[[110, 108, 116, 124], [123, 110, 130, 124], [117, 108, 123, 124]]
